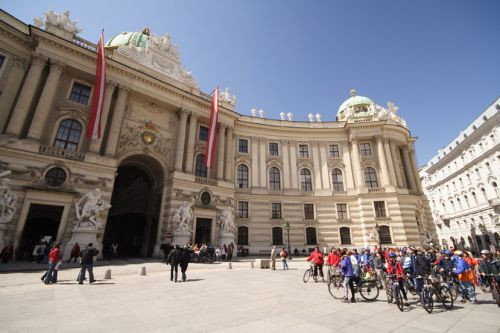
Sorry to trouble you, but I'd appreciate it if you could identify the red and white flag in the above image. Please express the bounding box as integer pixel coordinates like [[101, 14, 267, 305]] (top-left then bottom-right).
[[204, 87, 219, 169], [86, 30, 106, 139]]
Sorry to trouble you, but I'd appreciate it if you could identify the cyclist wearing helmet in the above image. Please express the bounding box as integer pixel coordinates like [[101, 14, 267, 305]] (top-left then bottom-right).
[[386, 252, 410, 306], [306, 246, 325, 281], [479, 250, 500, 282], [436, 250, 454, 277]]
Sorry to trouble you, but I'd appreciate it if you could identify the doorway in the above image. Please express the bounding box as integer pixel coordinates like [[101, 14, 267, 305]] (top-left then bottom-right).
[[18, 204, 64, 259], [195, 218, 212, 245]]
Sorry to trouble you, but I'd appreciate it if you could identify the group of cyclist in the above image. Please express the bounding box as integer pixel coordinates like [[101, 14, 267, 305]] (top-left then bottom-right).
[[306, 245, 500, 306]]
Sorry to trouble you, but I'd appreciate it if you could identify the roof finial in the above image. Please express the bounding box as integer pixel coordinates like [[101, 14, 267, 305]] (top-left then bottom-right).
[[142, 27, 150, 36], [350, 88, 356, 97]]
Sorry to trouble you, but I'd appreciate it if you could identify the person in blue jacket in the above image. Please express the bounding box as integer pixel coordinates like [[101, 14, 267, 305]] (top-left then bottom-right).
[[453, 250, 477, 304], [361, 248, 374, 268], [340, 251, 357, 303]]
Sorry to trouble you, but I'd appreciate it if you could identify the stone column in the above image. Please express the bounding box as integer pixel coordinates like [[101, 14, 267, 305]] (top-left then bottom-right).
[[312, 143, 322, 190], [172, 109, 188, 171], [342, 141, 355, 189], [282, 140, 291, 188], [184, 112, 198, 173], [409, 146, 423, 193], [224, 127, 233, 181], [104, 85, 130, 156], [153, 181, 168, 257], [0, 56, 28, 132], [383, 139, 398, 186], [376, 136, 391, 186], [27, 61, 65, 140], [88, 81, 117, 154], [401, 146, 417, 190], [259, 139, 266, 187], [350, 139, 363, 188], [6, 54, 47, 137], [251, 138, 259, 187], [217, 124, 226, 180], [390, 143, 405, 188], [319, 143, 330, 189], [289, 142, 298, 188]]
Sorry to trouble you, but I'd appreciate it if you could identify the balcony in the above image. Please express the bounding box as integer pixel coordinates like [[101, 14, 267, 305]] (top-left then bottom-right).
[[195, 177, 218, 186], [39, 145, 84, 161], [332, 190, 348, 196], [368, 187, 386, 193], [268, 189, 284, 196]]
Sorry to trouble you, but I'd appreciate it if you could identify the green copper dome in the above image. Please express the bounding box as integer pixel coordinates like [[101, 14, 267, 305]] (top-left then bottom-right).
[[337, 89, 373, 114], [106, 29, 151, 49]]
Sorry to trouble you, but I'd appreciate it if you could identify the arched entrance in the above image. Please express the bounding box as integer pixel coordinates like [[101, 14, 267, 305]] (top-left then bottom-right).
[[103, 155, 163, 257]]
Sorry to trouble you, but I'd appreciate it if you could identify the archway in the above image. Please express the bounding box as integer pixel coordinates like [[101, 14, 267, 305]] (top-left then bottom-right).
[[103, 155, 163, 257]]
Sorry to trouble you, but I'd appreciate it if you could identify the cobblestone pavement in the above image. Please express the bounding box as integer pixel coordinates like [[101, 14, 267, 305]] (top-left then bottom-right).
[[0, 261, 499, 333]]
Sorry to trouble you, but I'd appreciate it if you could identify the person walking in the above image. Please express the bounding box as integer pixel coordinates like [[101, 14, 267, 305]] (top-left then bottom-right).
[[44, 242, 62, 284], [67, 242, 80, 263], [340, 251, 356, 303], [167, 245, 182, 282], [78, 243, 99, 284], [280, 247, 288, 270], [270, 246, 277, 270], [179, 246, 190, 282], [0, 243, 14, 264]]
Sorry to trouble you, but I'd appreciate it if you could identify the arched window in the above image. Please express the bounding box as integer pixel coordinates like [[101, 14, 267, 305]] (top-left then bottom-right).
[[450, 237, 457, 248], [53, 119, 82, 151], [300, 168, 312, 192], [460, 237, 466, 250], [476, 236, 483, 250], [339, 227, 351, 245], [331, 168, 344, 191], [236, 164, 249, 188], [364, 167, 378, 188], [272, 227, 283, 245], [493, 182, 499, 198], [306, 227, 317, 245], [471, 192, 478, 205], [495, 232, 500, 247], [379, 225, 392, 244], [238, 226, 249, 245], [269, 167, 281, 190], [485, 234, 491, 249], [195, 154, 207, 177], [468, 236, 475, 252]]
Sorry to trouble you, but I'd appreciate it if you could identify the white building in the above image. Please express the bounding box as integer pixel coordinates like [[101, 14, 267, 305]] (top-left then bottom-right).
[[419, 98, 500, 253]]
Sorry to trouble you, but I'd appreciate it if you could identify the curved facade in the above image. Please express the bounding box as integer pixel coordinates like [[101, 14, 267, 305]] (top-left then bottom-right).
[[0, 10, 435, 257]]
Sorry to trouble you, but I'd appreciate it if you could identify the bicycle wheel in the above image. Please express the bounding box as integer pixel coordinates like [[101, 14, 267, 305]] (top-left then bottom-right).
[[405, 280, 417, 296], [449, 282, 460, 302], [328, 275, 345, 299], [491, 282, 500, 307], [359, 280, 379, 301], [394, 285, 404, 312], [313, 271, 319, 282], [439, 286, 453, 310], [303, 270, 310, 283], [385, 283, 393, 304], [422, 288, 434, 314]]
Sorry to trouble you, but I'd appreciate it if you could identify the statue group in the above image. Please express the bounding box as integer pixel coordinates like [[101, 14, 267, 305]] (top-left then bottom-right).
[[74, 188, 111, 230], [0, 171, 17, 224]]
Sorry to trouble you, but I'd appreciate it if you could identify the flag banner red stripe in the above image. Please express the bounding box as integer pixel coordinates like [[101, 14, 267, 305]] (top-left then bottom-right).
[[86, 30, 106, 139], [204, 87, 219, 169]]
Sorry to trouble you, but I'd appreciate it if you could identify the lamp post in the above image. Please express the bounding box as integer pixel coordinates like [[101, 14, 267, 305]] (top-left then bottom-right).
[[285, 222, 291, 259], [374, 222, 381, 249]]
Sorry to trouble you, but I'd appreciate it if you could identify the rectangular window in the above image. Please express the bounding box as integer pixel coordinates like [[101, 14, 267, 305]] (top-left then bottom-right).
[[337, 203, 348, 220], [329, 144, 340, 158], [238, 201, 248, 218], [299, 144, 309, 158], [374, 201, 387, 218], [69, 82, 91, 105], [271, 203, 282, 219], [199, 126, 208, 141], [269, 142, 279, 156], [304, 204, 315, 220], [238, 139, 248, 153], [359, 143, 372, 157]]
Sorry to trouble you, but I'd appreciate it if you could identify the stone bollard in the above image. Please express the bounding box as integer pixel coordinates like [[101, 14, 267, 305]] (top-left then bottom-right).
[[227, 262, 232, 269], [103, 269, 112, 280], [139, 266, 146, 276], [250, 261, 254, 269]]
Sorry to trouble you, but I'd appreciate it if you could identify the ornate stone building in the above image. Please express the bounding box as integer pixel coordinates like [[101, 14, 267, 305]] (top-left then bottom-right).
[[0, 10, 435, 258], [419, 98, 500, 254]]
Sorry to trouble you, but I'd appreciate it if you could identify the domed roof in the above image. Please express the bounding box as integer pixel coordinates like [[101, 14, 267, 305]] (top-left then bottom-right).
[[337, 89, 373, 114], [106, 28, 151, 49]]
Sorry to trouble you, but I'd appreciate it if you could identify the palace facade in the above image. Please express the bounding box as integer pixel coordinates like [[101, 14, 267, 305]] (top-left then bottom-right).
[[419, 99, 500, 254], [0, 10, 435, 258]]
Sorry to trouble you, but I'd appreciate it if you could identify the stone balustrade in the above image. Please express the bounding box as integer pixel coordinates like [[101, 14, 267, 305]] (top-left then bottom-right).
[[39, 144, 84, 161]]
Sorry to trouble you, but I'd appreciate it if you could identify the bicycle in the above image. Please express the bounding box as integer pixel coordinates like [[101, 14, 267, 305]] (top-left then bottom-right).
[[416, 274, 454, 314], [303, 262, 319, 283], [481, 273, 500, 307], [438, 270, 460, 302], [403, 273, 417, 296], [385, 274, 405, 312], [328, 273, 380, 301]]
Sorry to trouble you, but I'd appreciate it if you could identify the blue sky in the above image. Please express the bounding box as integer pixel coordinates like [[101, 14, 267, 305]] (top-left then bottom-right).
[[1, 0, 499, 166]]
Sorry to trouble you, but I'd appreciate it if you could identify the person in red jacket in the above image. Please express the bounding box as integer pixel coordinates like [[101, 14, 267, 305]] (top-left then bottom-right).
[[327, 248, 341, 279], [386, 253, 409, 306], [307, 246, 325, 282], [44, 242, 62, 284]]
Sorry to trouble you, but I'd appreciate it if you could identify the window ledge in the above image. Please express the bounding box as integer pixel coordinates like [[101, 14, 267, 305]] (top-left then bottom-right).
[[375, 217, 390, 220]]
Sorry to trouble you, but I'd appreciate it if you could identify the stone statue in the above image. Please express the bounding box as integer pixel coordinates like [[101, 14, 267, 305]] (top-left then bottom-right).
[[258, 109, 265, 118], [220, 88, 237, 106], [308, 113, 314, 122], [0, 171, 17, 224], [315, 113, 322, 122], [75, 188, 111, 229], [250, 108, 257, 117], [171, 201, 193, 233], [34, 9, 82, 34], [217, 208, 236, 234], [287, 112, 293, 121], [280, 112, 286, 120]]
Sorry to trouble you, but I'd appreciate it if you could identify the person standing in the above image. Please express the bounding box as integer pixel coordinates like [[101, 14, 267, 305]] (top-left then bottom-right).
[[179, 246, 190, 282], [215, 246, 221, 262], [227, 242, 234, 261], [78, 243, 99, 284], [167, 245, 182, 282], [0, 243, 14, 264], [280, 247, 288, 270], [44, 242, 62, 284], [453, 250, 477, 304], [340, 251, 356, 303], [270, 246, 277, 270], [67, 242, 80, 263]]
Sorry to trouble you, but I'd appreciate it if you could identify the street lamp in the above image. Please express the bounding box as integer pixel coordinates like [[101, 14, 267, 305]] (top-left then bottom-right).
[[374, 222, 381, 249], [285, 222, 291, 259]]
